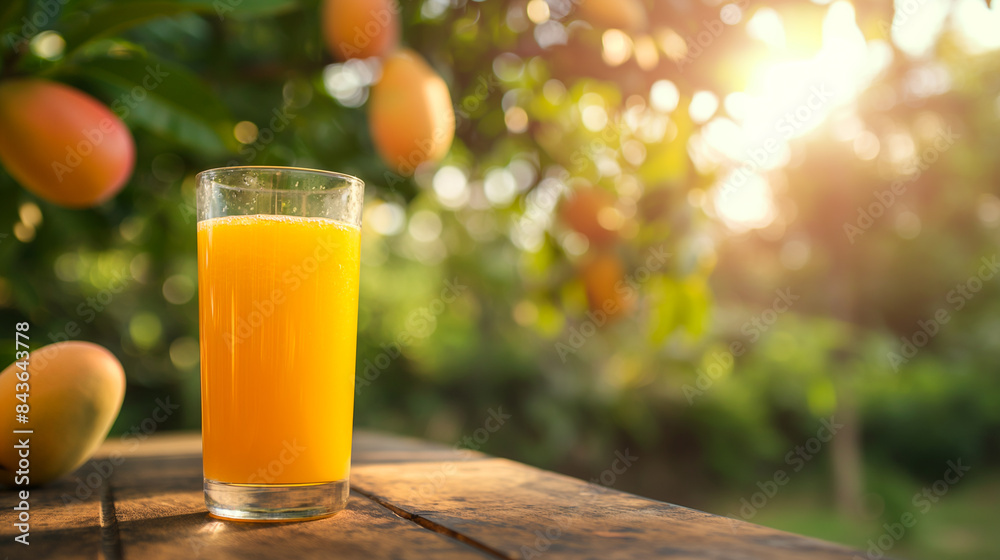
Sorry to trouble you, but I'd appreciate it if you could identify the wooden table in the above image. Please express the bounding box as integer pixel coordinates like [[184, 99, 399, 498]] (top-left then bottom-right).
[[1, 431, 864, 559]]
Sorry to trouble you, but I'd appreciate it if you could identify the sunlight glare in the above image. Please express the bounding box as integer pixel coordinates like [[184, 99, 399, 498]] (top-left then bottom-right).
[[689, 91, 719, 124], [650, 80, 679, 112], [367, 202, 406, 236], [724, 92, 749, 121], [433, 166, 470, 208], [526, 0, 550, 24], [633, 35, 660, 71], [685, 1, 898, 237], [713, 173, 776, 231], [952, 0, 1000, 54], [602, 30, 633, 66], [853, 131, 880, 160], [703, 118, 746, 162], [737, 2, 869, 148], [746, 8, 786, 50], [818, 2, 868, 92], [890, 0, 949, 58]]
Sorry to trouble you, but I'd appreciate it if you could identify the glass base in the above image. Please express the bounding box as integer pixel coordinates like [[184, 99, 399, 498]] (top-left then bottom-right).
[[204, 478, 349, 521]]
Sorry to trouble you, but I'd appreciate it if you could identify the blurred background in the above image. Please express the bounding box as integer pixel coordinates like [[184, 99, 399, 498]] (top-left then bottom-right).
[[1, 0, 999, 558]]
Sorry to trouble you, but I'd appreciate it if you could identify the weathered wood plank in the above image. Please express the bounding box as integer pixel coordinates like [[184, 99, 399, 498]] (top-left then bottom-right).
[[91, 429, 487, 464], [0, 462, 103, 559], [93, 431, 203, 459], [353, 430, 488, 465], [350, 457, 863, 560], [107, 448, 495, 559], [3, 432, 867, 560]]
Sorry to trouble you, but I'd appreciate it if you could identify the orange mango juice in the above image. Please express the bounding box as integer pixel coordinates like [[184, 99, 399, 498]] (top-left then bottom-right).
[[197, 214, 360, 485]]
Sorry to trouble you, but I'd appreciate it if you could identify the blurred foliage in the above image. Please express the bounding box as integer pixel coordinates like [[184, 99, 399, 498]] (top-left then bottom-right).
[[1, 0, 1000, 557]]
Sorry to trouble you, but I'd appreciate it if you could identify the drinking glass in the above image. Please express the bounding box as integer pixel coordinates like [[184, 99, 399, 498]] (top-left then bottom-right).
[[196, 166, 363, 521]]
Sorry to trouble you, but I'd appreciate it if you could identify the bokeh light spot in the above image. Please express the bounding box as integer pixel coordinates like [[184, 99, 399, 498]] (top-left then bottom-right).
[[650, 80, 679, 112], [163, 274, 196, 305], [233, 121, 259, 144]]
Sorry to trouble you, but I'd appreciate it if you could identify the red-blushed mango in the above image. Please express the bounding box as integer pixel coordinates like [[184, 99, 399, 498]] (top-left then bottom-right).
[[560, 187, 618, 247], [0, 79, 135, 208], [322, 0, 400, 60], [581, 252, 633, 320], [577, 0, 645, 30], [369, 49, 455, 176], [0, 341, 126, 486]]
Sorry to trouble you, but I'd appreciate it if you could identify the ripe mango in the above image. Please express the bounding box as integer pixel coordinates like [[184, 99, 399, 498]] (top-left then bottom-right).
[[0, 341, 126, 486], [322, 0, 400, 60], [581, 252, 633, 320], [0, 79, 135, 208], [368, 49, 455, 176], [560, 187, 618, 247]]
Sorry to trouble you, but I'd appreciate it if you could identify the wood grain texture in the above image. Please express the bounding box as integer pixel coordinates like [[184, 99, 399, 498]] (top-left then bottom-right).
[[350, 455, 864, 560], [106, 445, 493, 559], [1, 432, 867, 560], [353, 429, 489, 465], [0, 466, 103, 559]]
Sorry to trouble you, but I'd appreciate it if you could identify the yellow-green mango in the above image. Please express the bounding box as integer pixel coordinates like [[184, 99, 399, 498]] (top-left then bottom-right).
[[0, 341, 125, 486]]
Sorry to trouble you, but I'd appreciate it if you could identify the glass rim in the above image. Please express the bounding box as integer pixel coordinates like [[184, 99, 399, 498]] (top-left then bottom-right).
[[196, 166, 364, 194]]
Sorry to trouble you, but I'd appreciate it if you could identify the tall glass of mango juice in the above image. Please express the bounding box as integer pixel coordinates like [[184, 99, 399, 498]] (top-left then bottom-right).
[[195, 167, 363, 521]]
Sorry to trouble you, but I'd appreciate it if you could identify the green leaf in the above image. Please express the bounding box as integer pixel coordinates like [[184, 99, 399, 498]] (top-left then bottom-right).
[[62, 52, 238, 154], [679, 277, 710, 339], [60, 2, 201, 56], [639, 108, 692, 186], [647, 276, 678, 345], [60, 0, 300, 57], [181, 0, 300, 19], [0, 0, 27, 33]]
